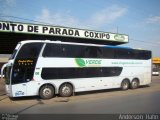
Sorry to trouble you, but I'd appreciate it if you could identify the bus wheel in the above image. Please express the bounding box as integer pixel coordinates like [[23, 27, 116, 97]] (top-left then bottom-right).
[[59, 83, 73, 97], [39, 85, 54, 99], [121, 79, 130, 90], [131, 79, 139, 89]]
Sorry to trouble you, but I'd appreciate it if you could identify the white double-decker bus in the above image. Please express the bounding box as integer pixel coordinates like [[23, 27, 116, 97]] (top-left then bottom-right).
[[1, 40, 152, 99]]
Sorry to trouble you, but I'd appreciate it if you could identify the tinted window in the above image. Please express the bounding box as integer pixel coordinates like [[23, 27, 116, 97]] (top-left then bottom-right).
[[42, 43, 151, 60], [134, 50, 151, 60], [115, 49, 134, 59], [85, 46, 102, 58], [102, 47, 115, 58], [41, 67, 122, 80], [12, 66, 34, 84], [43, 43, 86, 58], [102, 67, 122, 76], [12, 43, 43, 84], [16, 43, 43, 59], [115, 49, 151, 60], [43, 43, 103, 58], [43, 44, 63, 57]]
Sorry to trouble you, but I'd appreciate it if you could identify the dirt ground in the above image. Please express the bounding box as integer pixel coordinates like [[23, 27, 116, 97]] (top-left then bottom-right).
[[0, 79, 5, 95]]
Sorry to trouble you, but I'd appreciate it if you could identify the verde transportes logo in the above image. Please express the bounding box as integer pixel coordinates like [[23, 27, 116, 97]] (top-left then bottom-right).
[[75, 58, 102, 67]]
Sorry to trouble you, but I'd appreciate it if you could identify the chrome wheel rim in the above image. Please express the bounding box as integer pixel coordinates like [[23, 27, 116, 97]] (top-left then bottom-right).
[[123, 82, 128, 89], [62, 86, 71, 95], [43, 88, 52, 97], [132, 81, 138, 88]]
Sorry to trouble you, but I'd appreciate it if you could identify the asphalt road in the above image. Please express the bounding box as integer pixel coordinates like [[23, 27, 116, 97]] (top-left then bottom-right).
[[0, 76, 160, 114]]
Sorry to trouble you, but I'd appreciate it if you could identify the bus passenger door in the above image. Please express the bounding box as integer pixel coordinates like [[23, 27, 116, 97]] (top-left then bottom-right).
[[11, 66, 28, 97]]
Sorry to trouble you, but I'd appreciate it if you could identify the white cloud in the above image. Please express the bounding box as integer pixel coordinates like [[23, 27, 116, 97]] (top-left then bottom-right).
[[35, 5, 127, 29], [90, 5, 127, 26], [146, 16, 160, 24], [35, 8, 80, 27], [0, 0, 16, 16]]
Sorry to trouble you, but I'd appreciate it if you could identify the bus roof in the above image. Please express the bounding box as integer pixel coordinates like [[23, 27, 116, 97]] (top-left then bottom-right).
[[19, 40, 106, 47], [104, 45, 133, 50], [19, 40, 150, 51]]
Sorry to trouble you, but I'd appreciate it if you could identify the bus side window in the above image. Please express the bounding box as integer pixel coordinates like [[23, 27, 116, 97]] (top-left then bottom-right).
[[61, 44, 86, 58], [43, 43, 63, 57], [115, 49, 134, 59], [85, 46, 102, 58], [138, 51, 151, 60], [72, 45, 86, 58], [102, 47, 115, 59]]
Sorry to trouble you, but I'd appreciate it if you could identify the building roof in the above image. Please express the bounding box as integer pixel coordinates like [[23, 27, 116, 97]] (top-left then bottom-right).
[[0, 20, 129, 54]]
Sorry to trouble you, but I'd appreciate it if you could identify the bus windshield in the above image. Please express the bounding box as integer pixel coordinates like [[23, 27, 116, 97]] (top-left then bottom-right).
[[9, 43, 21, 60], [11, 43, 43, 84]]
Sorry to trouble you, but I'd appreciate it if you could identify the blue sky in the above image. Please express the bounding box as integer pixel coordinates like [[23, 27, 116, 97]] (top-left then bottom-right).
[[0, 0, 160, 57]]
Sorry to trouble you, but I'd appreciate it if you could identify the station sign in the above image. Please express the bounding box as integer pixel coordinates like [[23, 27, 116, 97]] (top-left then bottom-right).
[[0, 21, 128, 43]]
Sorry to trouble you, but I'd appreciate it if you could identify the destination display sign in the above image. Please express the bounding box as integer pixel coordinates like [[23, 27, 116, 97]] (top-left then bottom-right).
[[0, 21, 129, 43]]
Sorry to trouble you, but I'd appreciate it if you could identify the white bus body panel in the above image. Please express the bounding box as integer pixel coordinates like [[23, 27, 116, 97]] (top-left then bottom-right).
[[22, 57, 151, 96], [8, 59, 151, 97], [5, 40, 151, 97]]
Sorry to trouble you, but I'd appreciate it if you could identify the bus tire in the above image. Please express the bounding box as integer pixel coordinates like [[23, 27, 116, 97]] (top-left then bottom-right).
[[131, 79, 139, 89], [39, 85, 54, 99], [121, 79, 130, 90], [59, 83, 73, 97]]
